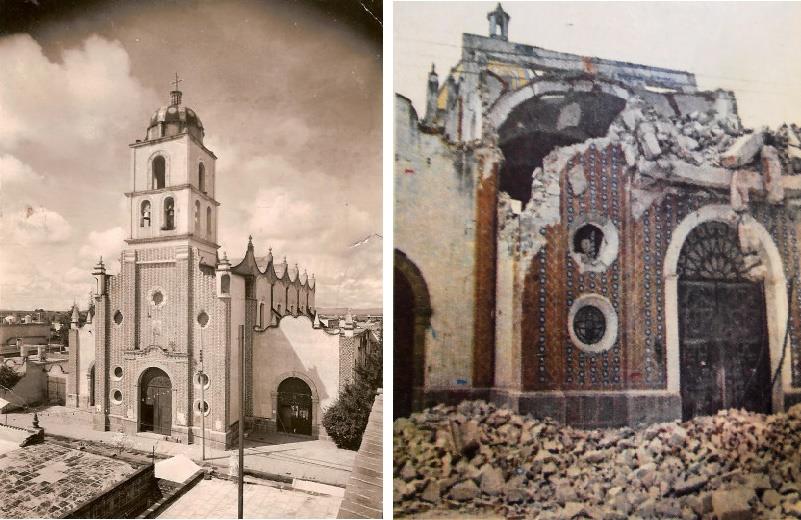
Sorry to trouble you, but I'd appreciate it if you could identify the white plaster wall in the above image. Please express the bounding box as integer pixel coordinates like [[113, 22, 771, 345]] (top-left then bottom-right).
[[77, 323, 95, 397], [132, 136, 190, 191], [395, 95, 477, 389], [251, 316, 340, 418]]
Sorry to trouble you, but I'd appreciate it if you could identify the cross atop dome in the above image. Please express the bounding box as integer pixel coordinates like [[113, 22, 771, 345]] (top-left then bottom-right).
[[170, 72, 183, 106]]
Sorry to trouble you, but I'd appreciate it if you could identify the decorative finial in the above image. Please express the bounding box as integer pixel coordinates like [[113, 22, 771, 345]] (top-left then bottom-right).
[[32, 412, 39, 429], [283, 256, 287, 264], [430, 63, 436, 74], [170, 73, 183, 106], [247, 235, 254, 251]]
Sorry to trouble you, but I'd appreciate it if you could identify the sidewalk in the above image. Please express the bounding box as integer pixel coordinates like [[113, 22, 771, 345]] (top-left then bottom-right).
[[2, 406, 355, 487]]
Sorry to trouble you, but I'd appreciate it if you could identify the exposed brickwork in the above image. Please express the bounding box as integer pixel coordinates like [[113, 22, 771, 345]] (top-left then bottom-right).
[[337, 391, 382, 519], [473, 155, 499, 388]]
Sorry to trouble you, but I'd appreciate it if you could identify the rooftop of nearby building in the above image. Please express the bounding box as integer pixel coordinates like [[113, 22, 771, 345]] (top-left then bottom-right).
[[0, 441, 139, 518]]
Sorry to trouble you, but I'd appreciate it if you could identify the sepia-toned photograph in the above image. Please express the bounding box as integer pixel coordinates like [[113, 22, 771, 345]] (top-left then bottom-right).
[[394, 2, 801, 518], [0, 0, 382, 518]]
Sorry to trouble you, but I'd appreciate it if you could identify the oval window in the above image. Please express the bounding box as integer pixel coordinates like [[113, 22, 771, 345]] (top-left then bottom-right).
[[113, 366, 123, 379], [112, 390, 123, 403], [197, 311, 209, 328], [113, 311, 123, 325]]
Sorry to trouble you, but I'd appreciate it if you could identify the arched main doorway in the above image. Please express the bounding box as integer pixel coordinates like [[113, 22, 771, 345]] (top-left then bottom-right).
[[139, 368, 172, 435], [276, 377, 312, 435], [394, 250, 431, 419], [677, 221, 771, 420]]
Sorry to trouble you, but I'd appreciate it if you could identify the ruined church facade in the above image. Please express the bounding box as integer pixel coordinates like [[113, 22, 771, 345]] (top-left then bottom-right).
[[395, 4, 801, 426]]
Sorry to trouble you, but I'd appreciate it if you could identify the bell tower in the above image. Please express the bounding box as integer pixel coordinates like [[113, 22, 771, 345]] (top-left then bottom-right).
[[126, 74, 220, 266]]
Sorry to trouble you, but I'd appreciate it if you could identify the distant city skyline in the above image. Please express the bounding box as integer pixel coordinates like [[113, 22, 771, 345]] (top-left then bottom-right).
[[0, 0, 382, 310]]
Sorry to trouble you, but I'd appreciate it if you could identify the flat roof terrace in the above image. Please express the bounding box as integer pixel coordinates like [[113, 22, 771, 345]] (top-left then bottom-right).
[[0, 442, 136, 518]]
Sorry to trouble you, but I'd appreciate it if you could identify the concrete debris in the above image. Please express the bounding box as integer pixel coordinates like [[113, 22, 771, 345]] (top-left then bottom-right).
[[394, 401, 801, 519], [721, 132, 764, 169]]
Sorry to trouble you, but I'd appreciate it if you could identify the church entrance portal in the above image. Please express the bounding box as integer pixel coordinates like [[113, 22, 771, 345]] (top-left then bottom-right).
[[139, 368, 172, 435], [677, 221, 771, 420], [276, 377, 312, 435], [394, 250, 431, 419]]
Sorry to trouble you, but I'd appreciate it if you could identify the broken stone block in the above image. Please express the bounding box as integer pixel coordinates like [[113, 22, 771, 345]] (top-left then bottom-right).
[[639, 129, 662, 160], [459, 420, 481, 456], [711, 487, 755, 520], [762, 489, 781, 509], [480, 465, 505, 496], [761, 145, 784, 204], [561, 501, 586, 519], [721, 132, 764, 168], [421, 479, 441, 502], [449, 479, 480, 501]]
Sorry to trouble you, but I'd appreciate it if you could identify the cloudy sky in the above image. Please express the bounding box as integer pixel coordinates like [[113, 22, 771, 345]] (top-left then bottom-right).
[[396, 2, 801, 130], [0, 0, 382, 311]]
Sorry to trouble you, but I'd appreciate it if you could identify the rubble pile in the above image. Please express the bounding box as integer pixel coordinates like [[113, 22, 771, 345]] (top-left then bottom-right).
[[394, 401, 801, 519]]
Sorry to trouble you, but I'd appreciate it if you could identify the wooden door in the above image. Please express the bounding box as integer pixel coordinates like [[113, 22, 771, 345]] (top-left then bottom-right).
[[678, 222, 771, 420], [140, 369, 172, 435]]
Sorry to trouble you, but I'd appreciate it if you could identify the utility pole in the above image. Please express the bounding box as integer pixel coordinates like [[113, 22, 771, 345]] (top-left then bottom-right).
[[238, 324, 244, 519]]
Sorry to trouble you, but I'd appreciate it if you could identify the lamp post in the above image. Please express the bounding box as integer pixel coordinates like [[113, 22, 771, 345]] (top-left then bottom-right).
[[199, 337, 206, 462]]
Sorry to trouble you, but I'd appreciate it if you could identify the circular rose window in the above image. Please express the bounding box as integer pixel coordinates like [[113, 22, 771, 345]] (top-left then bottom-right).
[[573, 306, 606, 345], [568, 294, 618, 353], [569, 215, 619, 273]]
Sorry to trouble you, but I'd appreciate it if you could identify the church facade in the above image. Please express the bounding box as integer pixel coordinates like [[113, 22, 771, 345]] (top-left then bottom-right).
[[395, 4, 801, 427], [67, 85, 376, 448]]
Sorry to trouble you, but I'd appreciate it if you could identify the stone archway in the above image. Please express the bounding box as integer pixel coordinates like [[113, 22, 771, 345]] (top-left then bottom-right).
[[664, 205, 789, 414], [270, 371, 320, 438], [276, 377, 313, 435], [394, 249, 431, 418], [139, 367, 172, 435]]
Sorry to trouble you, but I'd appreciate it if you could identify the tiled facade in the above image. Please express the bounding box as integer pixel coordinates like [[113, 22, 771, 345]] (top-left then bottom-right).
[[395, 5, 801, 427]]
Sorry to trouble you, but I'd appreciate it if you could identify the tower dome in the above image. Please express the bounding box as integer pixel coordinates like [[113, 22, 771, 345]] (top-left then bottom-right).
[[145, 75, 204, 143]]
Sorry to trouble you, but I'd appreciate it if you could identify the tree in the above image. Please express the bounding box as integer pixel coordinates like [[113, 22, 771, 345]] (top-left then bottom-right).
[[322, 348, 382, 450], [0, 365, 22, 391]]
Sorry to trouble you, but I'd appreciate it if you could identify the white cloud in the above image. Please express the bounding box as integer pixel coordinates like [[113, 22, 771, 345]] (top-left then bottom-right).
[[1, 206, 72, 246], [79, 226, 125, 264], [0, 154, 43, 187], [0, 33, 157, 157]]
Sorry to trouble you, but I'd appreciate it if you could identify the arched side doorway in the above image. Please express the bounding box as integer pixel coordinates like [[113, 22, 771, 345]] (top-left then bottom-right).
[[664, 205, 789, 418], [139, 367, 172, 435], [394, 250, 431, 419], [676, 221, 770, 420], [276, 377, 312, 435]]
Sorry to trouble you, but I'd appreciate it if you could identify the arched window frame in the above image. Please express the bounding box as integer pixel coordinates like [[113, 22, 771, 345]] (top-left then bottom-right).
[[206, 206, 212, 239], [152, 155, 166, 190], [198, 162, 206, 193], [140, 200, 152, 228], [163, 196, 175, 231], [194, 200, 201, 232]]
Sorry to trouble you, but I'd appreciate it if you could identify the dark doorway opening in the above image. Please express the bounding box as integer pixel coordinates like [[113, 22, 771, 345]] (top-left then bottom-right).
[[677, 221, 771, 420], [394, 267, 415, 419], [276, 377, 312, 435], [139, 367, 172, 435], [393, 250, 431, 419]]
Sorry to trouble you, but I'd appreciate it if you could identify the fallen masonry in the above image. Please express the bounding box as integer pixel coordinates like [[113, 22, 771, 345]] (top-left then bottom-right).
[[394, 401, 801, 519]]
